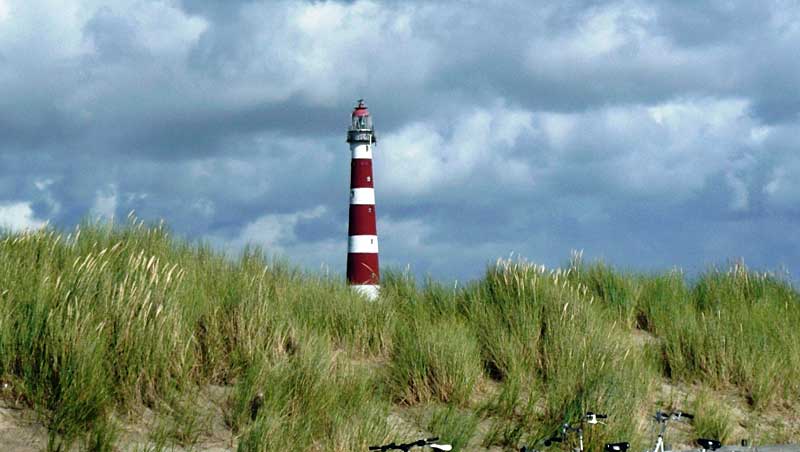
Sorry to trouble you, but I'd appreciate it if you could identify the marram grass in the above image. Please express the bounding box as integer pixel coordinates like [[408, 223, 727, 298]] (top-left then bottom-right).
[[0, 219, 798, 450]]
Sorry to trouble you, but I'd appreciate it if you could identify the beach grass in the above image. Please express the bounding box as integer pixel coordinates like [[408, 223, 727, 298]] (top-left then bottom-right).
[[0, 218, 797, 450]]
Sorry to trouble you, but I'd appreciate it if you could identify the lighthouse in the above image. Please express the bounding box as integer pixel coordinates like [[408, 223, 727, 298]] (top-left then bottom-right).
[[346, 99, 380, 300]]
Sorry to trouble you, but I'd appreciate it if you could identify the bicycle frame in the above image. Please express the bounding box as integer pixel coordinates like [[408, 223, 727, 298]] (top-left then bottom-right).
[[569, 423, 585, 452], [646, 411, 693, 452], [546, 413, 606, 452], [651, 422, 666, 452]]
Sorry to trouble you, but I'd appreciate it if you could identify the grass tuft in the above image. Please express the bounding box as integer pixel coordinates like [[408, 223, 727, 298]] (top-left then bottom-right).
[[692, 389, 734, 443], [426, 405, 479, 450], [388, 319, 482, 405]]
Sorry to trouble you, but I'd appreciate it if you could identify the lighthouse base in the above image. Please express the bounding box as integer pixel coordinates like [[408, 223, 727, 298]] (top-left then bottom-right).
[[351, 284, 380, 301]]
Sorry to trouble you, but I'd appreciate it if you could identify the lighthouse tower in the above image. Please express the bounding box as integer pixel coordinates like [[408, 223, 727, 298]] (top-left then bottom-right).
[[346, 99, 380, 300]]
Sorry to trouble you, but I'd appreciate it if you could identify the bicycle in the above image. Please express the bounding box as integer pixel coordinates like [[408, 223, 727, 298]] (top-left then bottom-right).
[[644, 410, 694, 452], [547, 412, 609, 452], [522, 412, 625, 452], [369, 436, 453, 451]]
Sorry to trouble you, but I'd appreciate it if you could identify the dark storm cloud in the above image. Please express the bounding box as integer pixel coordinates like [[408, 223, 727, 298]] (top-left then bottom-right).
[[0, 0, 798, 281]]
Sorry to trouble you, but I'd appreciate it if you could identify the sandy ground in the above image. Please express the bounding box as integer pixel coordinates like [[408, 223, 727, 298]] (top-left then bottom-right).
[[1, 377, 798, 451], [0, 406, 48, 452], [0, 385, 235, 452]]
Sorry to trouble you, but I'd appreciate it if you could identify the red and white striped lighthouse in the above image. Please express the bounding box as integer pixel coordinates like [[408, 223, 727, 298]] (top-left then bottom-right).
[[346, 99, 380, 300]]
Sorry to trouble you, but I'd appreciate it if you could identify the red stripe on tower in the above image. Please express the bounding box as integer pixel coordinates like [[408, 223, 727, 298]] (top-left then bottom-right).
[[346, 99, 380, 300]]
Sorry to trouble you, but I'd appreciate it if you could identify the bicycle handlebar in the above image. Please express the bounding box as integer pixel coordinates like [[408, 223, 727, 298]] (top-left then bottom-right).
[[538, 412, 608, 450], [368, 437, 448, 451], [655, 410, 695, 422]]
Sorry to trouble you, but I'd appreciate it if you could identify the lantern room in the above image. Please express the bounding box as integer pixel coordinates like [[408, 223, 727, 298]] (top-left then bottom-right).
[[347, 99, 375, 143], [351, 99, 373, 130]]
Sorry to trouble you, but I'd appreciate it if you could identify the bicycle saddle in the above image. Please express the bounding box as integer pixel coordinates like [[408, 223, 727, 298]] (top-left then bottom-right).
[[697, 439, 722, 451], [604, 442, 630, 452]]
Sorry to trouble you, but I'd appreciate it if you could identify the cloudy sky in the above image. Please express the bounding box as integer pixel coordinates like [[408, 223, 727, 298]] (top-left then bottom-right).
[[1, 0, 799, 282]]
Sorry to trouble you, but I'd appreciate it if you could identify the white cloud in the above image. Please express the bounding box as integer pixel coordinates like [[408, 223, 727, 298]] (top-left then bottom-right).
[[378, 101, 535, 198], [529, 97, 764, 204], [286, 0, 437, 103], [0, 202, 46, 231], [764, 158, 800, 208], [527, 2, 658, 64], [198, 0, 439, 106], [756, 120, 800, 209], [34, 178, 53, 191], [539, 113, 577, 150], [0, 0, 206, 58], [524, 0, 737, 105], [568, 2, 654, 58], [377, 96, 771, 216], [130, 2, 206, 57], [749, 125, 772, 144], [209, 205, 350, 272], [34, 178, 61, 216], [232, 205, 327, 253], [84, 1, 207, 58], [378, 216, 432, 250], [376, 216, 435, 271], [91, 185, 118, 219], [374, 123, 444, 197], [0, 0, 209, 136], [376, 214, 529, 280], [726, 172, 750, 211], [191, 198, 215, 218], [768, 1, 800, 38]]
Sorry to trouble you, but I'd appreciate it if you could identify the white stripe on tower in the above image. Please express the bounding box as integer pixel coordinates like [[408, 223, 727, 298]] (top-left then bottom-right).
[[348, 235, 379, 253], [351, 143, 373, 159], [346, 99, 380, 300], [350, 188, 375, 205]]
